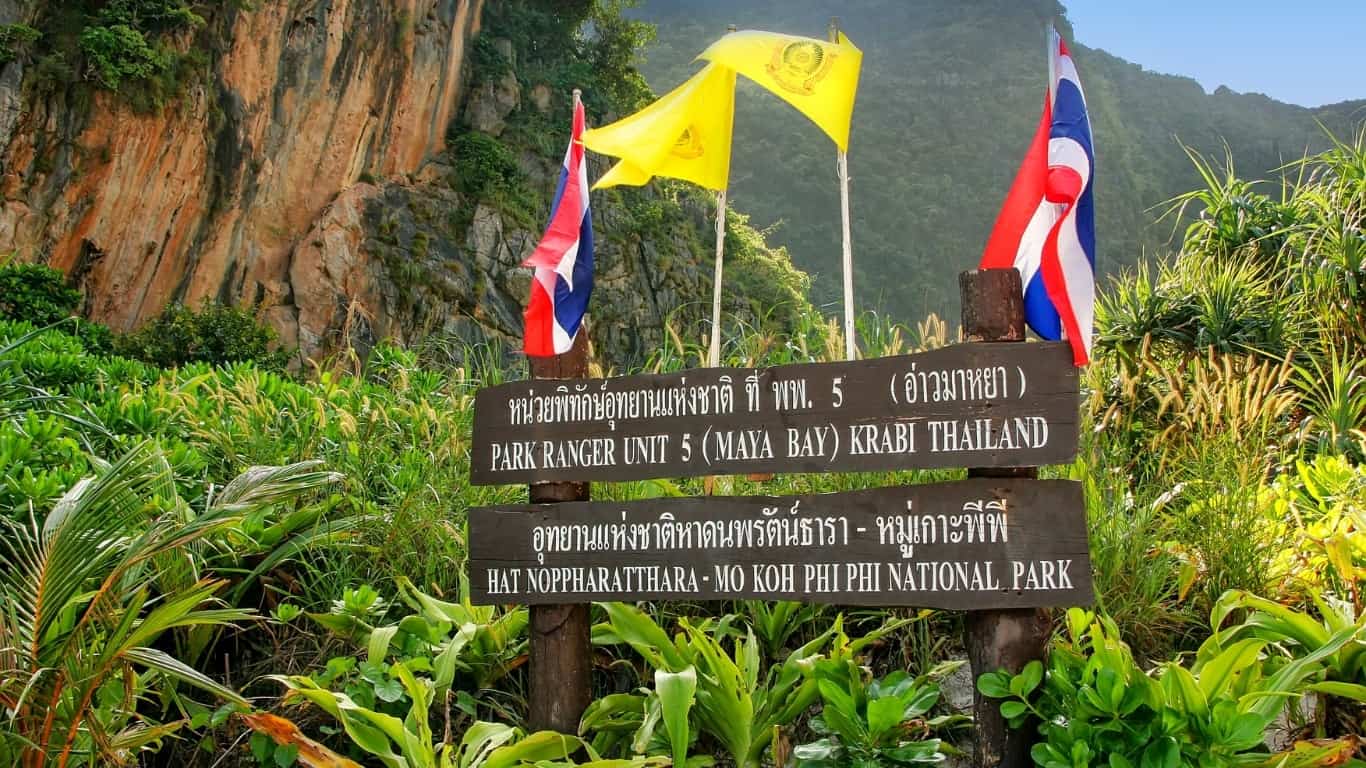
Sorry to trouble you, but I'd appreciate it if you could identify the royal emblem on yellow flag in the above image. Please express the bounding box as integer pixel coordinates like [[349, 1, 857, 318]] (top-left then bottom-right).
[[582, 63, 736, 191], [699, 29, 862, 151]]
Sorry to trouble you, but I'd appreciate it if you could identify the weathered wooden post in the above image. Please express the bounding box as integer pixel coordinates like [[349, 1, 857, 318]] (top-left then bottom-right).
[[960, 268, 1050, 768], [526, 329, 593, 733]]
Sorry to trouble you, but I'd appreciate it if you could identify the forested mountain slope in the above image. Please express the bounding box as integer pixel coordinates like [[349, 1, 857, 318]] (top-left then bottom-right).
[[633, 0, 1366, 321]]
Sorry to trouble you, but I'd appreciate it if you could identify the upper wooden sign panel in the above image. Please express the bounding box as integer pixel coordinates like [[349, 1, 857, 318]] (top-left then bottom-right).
[[471, 342, 1079, 485]]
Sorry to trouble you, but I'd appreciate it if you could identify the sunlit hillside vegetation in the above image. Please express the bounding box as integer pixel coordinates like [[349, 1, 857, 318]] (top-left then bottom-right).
[[632, 0, 1366, 324]]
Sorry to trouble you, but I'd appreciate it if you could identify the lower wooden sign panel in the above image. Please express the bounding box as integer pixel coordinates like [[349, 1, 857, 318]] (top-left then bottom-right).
[[468, 479, 1091, 609]]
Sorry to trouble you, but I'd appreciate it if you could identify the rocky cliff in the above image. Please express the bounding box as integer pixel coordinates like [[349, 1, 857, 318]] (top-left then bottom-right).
[[0, 0, 811, 367]]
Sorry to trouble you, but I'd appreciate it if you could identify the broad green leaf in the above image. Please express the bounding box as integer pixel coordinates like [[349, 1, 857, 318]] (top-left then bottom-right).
[[368, 626, 400, 664], [865, 696, 905, 741], [455, 721, 519, 768], [1211, 590, 1329, 649], [1245, 624, 1362, 719], [792, 738, 839, 761], [632, 696, 663, 756], [1196, 638, 1266, 699], [1223, 711, 1266, 751], [433, 624, 477, 695], [657, 666, 697, 768], [879, 740, 943, 764], [1018, 661, 1044, 695], [1305, 680, 1366, 702], [373, 677, 405, 703], [1108, 754, 1134, 768], [899, 684, 939, 719], [999, 701, 1027, 721], [598, 602, 687, 671], [1159, 665, 1207, 720], [484, 731, 585, 768], [251, 731, 273, 762], [273, 742, 299, 767], [579, 693, 646, 735], [975, 672, 1010, 699], [1139, 737, 1178, 768]]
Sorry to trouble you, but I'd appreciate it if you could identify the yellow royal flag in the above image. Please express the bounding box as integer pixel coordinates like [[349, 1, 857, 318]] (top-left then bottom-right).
[[582, 63, 736, 191], [699, 29, 862, 151]]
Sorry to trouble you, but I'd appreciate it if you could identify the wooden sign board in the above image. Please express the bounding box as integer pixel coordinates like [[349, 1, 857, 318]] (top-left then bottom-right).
[[468, 478, 1091, 609], [471, 342, 1079, 485]]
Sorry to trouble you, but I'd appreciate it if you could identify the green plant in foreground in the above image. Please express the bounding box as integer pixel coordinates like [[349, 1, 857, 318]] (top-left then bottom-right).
[[587, 602, 914, 768], [1210, 589, 1366, 736], [792, 659, 966, 768], [977, 607, 1366, 768], [270, 662, 662, 768], [0, 442, 255, 767]]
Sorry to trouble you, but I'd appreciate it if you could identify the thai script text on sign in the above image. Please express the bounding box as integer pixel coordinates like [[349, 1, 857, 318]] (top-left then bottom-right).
[[471, 342, 1080, 484], [468, 479, 1091, 609]]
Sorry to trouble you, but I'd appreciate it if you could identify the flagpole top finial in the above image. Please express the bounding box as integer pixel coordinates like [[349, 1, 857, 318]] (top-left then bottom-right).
[[827, 17, 841, 42], [572, 88, 582, 105]]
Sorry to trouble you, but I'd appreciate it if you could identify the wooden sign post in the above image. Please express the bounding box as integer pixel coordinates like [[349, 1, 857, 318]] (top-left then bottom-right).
[[960, 268, 1049, 768], [525, 331, 592, 734]]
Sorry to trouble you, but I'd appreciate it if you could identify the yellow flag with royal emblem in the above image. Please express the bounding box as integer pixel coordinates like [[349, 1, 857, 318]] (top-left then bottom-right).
[[582, 63, 736, 192], [699, 29, 862, 151]]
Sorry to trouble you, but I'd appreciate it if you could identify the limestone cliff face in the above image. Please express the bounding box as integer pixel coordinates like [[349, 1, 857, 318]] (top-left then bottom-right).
[[0, 0, 809, 368], [0, 0, 481, 357]]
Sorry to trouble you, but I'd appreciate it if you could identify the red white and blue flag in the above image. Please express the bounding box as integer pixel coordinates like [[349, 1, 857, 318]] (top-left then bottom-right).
[[523, 98, 594, 356], [980, 27, 1095, 365]]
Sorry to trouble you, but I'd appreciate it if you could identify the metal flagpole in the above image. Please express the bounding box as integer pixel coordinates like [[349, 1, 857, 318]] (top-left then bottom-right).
[[709, 188, 727, 367], [831, 17, 856, 361], [707, 25, 738, 370], [1046, 22, 1063, 347], [1046, 22, 1059, 112]]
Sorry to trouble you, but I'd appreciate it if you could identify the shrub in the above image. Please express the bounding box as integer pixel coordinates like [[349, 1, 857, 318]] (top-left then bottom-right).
[[451, 131, 523, 199], [78, 22, 172, 89], [116, 302, 290, 370], [0, 262, 82, 326], [977, 607, 1366, 767], [0, 23, 40, 65]]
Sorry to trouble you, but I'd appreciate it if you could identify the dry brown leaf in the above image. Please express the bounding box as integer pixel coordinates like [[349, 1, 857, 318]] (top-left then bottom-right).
[[240, 711, 364, 768]]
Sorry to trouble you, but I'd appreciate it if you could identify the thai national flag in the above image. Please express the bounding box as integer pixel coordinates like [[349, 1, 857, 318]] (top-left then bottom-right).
[[980, 27, 1095, 365], [523, 98, 594, 356]]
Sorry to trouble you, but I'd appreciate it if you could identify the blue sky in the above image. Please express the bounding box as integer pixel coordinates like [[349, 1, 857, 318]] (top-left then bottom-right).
[[1063, 1, 1365, 107]]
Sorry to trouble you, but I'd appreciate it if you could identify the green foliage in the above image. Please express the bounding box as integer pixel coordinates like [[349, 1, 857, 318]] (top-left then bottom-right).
[[480, 0, 653, 118], [635, 1, 1365, 323], [976, 607, 1366, 767], [28, 0, 206, 108], [589, 602, 916, 768], [116, 302, 291, 370], [793, 661, 965, 768], [300, 575, 529, 731], [452, 132, 524, 200], [0, 23, 40, 65], [0, 440, 340, 765], [1263, 456, 1366, 604], [471, 33, 511, 80], [0, 262, 82, 326], [723, 208, 813, 334], [266, 661, 662, 768], [0, 262, 113, 353], [79, 21, 174, 90]]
